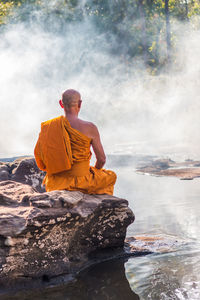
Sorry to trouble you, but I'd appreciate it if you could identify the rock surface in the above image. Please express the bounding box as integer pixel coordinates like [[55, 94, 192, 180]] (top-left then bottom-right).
[[0, 180, 134, 291], [0, 157, 45, 192]]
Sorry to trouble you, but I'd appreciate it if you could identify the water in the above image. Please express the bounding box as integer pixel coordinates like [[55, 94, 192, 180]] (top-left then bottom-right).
[[2, 156, 200, 300], [115, 163, 200, 300]]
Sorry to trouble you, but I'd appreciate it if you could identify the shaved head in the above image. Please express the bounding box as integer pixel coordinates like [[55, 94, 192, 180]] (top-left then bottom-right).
[[62, 89, 81, 109]]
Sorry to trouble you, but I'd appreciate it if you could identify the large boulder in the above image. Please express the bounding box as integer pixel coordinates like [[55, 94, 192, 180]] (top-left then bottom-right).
[[0, 157, 45, 192], [0, 180, 134, 291]]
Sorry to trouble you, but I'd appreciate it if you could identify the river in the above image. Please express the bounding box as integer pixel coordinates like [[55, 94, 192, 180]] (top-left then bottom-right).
[[117, 164, 200, 300], [2, 154, 200, 300]]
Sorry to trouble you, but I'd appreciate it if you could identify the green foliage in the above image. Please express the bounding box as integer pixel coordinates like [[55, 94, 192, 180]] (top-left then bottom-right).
[[1, 0, 200, 72], [0, 1, 14, 25], [84, 0, 200, 72]]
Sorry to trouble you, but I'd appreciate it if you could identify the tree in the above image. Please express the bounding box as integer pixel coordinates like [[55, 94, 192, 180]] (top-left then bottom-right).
[[138, 0, 148, 64], [164, 0, 171, 63], [1, 0, 200, 71]]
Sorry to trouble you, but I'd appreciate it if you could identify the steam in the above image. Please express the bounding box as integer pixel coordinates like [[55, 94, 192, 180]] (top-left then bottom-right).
[[0, 5, 200, 159]]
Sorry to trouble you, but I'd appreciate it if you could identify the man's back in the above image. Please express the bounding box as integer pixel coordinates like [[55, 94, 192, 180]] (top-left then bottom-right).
[[66, 115, 106, 170], [34, 89, 116, 195], [66, 116, 95, 139]]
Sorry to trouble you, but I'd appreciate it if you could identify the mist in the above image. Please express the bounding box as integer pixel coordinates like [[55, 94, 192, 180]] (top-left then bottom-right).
[[1, 3, 200, 160]]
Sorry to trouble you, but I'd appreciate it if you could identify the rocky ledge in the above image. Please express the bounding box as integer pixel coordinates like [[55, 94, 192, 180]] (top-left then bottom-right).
[[0, 179, 134, 292]]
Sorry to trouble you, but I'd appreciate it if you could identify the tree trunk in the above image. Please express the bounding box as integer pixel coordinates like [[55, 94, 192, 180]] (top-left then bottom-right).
[[185, 0, 189, 20], [165, 0, 171, 63], [138, 0, 148, 64]]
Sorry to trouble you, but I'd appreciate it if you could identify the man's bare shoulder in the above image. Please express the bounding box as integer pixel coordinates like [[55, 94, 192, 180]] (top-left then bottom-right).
[[78, 119, 98, 138], [78, 118, 97, 129]]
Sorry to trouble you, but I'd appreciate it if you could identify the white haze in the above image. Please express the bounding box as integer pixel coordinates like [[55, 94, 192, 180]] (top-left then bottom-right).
[[0, 10, 200, 160]]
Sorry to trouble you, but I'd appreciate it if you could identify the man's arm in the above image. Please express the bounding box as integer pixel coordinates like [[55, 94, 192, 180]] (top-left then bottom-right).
[[90, 123, 106, 169]]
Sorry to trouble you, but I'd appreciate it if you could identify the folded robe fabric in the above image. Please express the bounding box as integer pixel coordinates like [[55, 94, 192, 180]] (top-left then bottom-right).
[[34, 116, 73, 175], [34, 116, 116, 195]]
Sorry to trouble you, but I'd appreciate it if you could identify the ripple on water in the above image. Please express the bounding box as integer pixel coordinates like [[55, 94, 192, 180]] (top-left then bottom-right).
[[125, 240, 200, 300]]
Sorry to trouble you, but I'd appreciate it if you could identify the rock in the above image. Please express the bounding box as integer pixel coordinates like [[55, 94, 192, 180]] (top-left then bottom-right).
[[0, 164, 10, 181], [125, 234, 185, 254], [137, 157, 200, 180], [0, 181, 35, 206], [0, 180, 134, 291], [151, 159, 173, 169], [0, 157, 45, 192], [9, 157, 45, 192]]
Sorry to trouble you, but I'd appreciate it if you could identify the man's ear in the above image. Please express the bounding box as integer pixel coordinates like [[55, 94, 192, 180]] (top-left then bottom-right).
[[78, 100, 82, 108], [59, 100, 64, 108]]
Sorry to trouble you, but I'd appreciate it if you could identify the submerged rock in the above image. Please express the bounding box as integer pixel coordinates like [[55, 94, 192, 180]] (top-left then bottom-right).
[[0, 180, 134, 292], [125, 234, 186, 254]]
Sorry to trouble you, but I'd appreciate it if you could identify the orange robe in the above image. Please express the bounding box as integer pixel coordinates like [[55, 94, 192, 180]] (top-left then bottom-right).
[[34, 116, 116, 195]]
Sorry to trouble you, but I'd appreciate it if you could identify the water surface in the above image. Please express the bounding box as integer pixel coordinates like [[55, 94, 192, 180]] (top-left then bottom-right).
[[115, 164, 200, 300]]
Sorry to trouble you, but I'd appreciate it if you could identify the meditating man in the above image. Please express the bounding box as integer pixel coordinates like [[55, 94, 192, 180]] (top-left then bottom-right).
[[34, 89, 117, 195]]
